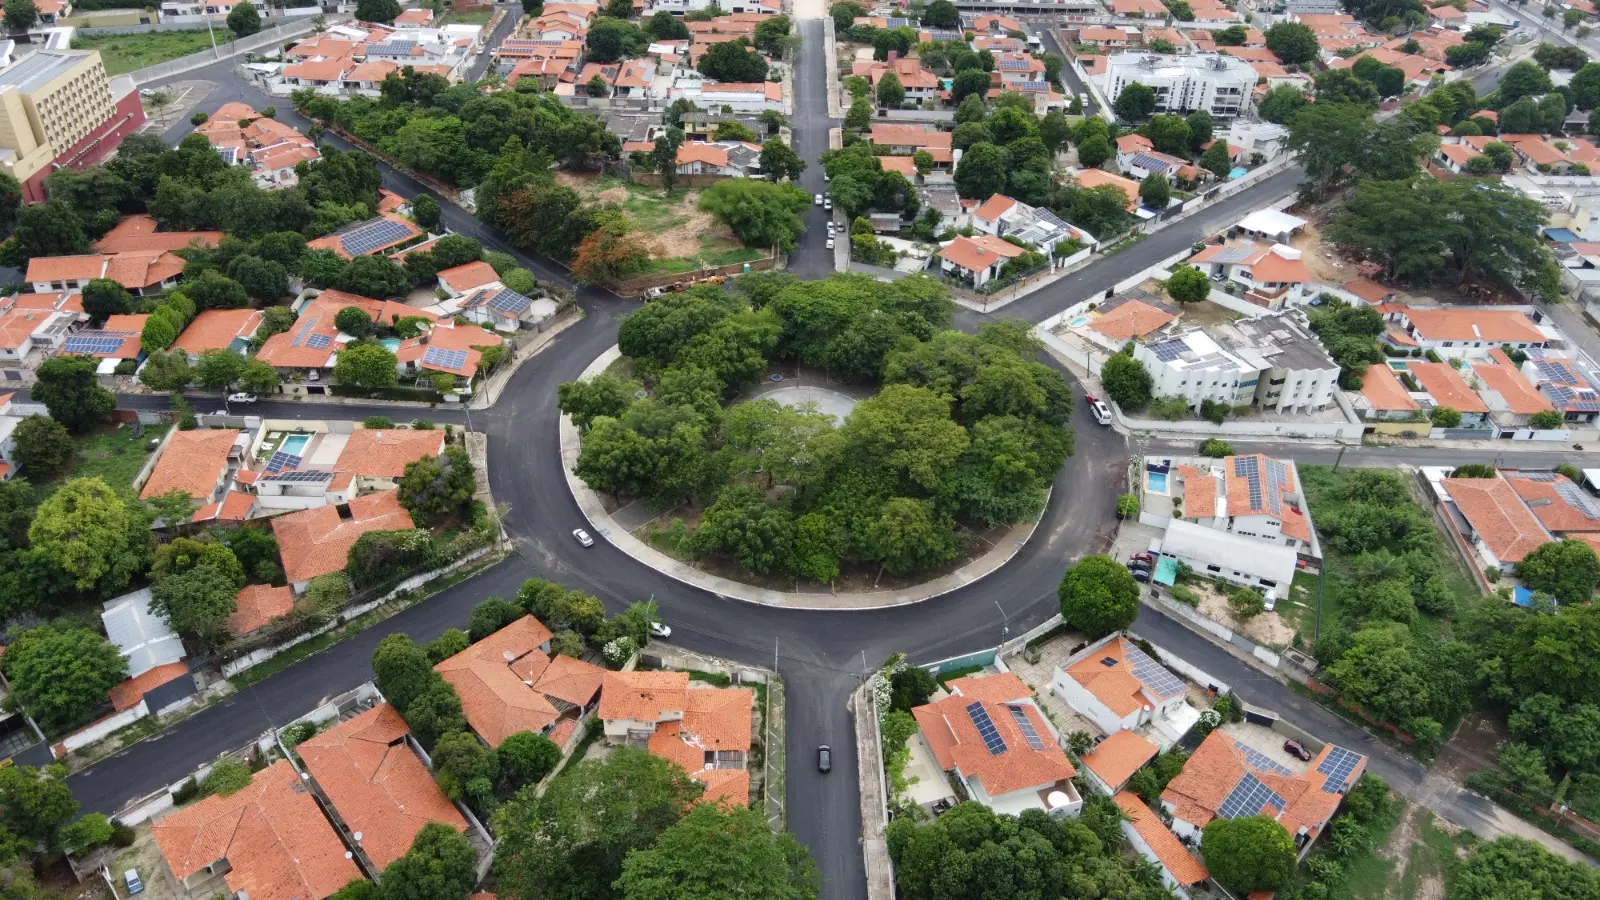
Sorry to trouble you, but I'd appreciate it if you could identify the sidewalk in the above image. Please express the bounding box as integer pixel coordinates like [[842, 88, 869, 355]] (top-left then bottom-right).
[[470, 305, 584, 409], [562, 346, 1048, 609]]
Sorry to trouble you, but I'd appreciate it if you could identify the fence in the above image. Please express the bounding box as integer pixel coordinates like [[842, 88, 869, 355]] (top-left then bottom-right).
[[606, 254, 779, 295], [128, 18, 325, 85]]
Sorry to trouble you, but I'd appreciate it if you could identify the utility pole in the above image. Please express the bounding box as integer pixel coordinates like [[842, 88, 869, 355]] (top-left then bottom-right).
[[994, 600, 1009, 636], [204, 5, 221, 60]]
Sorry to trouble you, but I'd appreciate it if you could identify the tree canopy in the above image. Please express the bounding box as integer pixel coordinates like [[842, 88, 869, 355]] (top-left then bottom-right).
[[1057, 555, 1140, 639], [1, 621, 128, 736], [1202, 816, 1297, 894]]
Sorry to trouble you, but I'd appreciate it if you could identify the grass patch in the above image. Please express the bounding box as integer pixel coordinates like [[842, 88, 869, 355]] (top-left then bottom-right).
[[72, 30, 220, 76], [448, 9, 493, 22], [69, 422, 173, 494], [933, 664, 983, 688], [557, 718, 605, 777]]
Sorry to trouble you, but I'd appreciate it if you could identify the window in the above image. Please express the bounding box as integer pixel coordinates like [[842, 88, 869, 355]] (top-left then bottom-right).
[[1206, 564, 1221, 572], [1259, 578, 1277, 588]]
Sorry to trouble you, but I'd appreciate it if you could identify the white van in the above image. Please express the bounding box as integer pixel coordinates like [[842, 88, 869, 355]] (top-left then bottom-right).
[[1090, 399, 1112, 425]]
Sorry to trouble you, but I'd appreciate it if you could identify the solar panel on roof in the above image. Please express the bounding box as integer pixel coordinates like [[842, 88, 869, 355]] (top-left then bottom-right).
[[1234, 456, 1263, 509], [1535, 359, 1578, 385], [290, 316, 319, 348], [1006, 705, 1046, 750], [1234, 740, 1293, 775], [423, 347, 469, 371], [63, 335, 125, 354], [1217, 772, 1286, 820], [487, 288, 531, 315], [340, 218, 414, 256], [305, 333, 333, 350], [998, 59, 1030, 70], [965, 701, 1007, 755], [1124, 642, 1186, 699], [1209, 246, 1253, 264], [263, 469, 332, 483], [1265, 457, 1288, 516], [1151, 340, 1186, 363], [1317, 746, 1362, 794], [264, 451, 303, 474]]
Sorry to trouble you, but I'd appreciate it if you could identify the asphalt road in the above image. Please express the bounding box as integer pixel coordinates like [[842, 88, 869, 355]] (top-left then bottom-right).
[[90, 28, 1600, 897]]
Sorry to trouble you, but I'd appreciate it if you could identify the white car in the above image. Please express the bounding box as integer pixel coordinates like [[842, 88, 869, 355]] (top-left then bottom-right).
[[227, 393, 258, 404], [826, 237, 835, 249], [572, 528, 594, 547], [814, 193, 823, 205], [824, 199, 833, 210], [650, 621, 672, 638]]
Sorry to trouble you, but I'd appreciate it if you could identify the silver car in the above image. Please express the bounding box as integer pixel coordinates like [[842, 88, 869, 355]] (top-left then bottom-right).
[[572, 528, 594, 547]]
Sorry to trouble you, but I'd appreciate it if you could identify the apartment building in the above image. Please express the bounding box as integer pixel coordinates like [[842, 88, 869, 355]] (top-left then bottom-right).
[[1096, 53, 1255, 119], [0, 49, 144, 202], [1132, 308, 1340, 414]]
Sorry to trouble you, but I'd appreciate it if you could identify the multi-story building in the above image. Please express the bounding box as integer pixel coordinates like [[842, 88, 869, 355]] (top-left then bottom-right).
[[1504, 174, 1600, 241], [0, 50, 144, 202], [1096, 52, 1255, 120], [1131, 308, 1341, 414]]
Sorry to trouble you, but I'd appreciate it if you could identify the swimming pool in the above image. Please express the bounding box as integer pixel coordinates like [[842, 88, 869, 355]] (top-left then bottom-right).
[[1068, 315, 1091, 327], [1228, 167, 1248, 180], [280, 434, 312, 458], [380, 338, 402, 352], [1148, 471, 1169, 493]]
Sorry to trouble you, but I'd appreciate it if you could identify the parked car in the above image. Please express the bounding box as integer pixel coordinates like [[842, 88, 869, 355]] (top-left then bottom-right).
[[1283, 740, 1313, 762], [1131, 569, 1151, 583], [650, 621, 671, 639], [814, 193, 823, 205], [227, 393, 258, 404], [826, 238, 835, 250], [1090, 399, 1112, 425], [572, 528, 594, 547], [124, 870, 144, 895], [824, 198, 833, 211], [818, 744, 832, 773], [1128, 551, 1153, 564]]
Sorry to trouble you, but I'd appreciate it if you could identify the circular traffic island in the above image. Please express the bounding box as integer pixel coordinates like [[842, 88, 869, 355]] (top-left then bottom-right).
[[558, 273, 1076, 604]]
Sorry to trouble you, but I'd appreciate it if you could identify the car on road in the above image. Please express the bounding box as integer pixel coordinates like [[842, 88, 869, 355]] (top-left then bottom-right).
[[1284, 739, 1313, 761], [1090, 398, 1112, 425], [814, 193, 823, 205], [826, 237, 835, 250], [227, 393, 258, 404], [650, 621, 671, 639], [824, 198, 833, 210], [572, 528, 594, 547], [818, 744, 832, 773]]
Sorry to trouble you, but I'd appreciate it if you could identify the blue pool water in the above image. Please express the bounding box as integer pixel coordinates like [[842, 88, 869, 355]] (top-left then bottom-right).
[[1228, 167, 1248, 180], [280, 434, 312, 457], [380, 338, 402, 352], [1148, 472, 1169, 492], [1069, 315, 1090, 327]]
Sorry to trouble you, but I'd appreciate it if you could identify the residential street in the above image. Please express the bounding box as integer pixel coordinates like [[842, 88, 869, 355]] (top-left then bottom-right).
[[79, 17, 1600, 896]]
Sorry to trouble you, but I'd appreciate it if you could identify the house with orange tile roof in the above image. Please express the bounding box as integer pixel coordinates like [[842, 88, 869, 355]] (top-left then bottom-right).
[[437, 261, 501, 297], [1356, 363, 1421, 419], [1116, 792, 1210, 896], [1071, 168, 1144, 212], [869, 124, 952, 155], [1081, 728, 1159, 795], [297, 703, 471, 870], [229, 583, 293, 636], [394, 322, 504, 384], [674, 139, 763, 177], [255, 290, 439, 390], [1085, 292, 1177, 345], [1161, 729, 1367, 849], [272, 491, 415, 593], [153, 760, 362, 900], [1502, 471, 1600, 545], [1188, 241, 1314, 307], [1161, 453, 1316, 553], [936, 235, 1027, 288], [1436, 471, 1552, 568], [598, 670, 755, 806], [1053, 635, 1199, 740], [910, 672, 1082, 817], [851, 55, 940, 104], [92, 215, 221, 255], [333, 426, 445, 489], [1410, 361, 1491, 422], [27, 251, 184, 297], [307, 214, 425, 261], [435, 615, 605, 747], [1472, 352, 1554, 427], [172, 308, 263, 363], [970, 193, 1097, 257], [140, 428, 242, 504]]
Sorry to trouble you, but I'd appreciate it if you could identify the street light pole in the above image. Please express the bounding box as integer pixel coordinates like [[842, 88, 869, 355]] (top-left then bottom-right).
[[204, 7, 221, 60], [994, 600, 1009, 636]]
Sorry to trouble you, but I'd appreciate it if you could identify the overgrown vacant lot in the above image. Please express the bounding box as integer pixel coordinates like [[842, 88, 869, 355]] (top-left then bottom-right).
[[554, 172, 763, 274], [73, 31, 220, 76]]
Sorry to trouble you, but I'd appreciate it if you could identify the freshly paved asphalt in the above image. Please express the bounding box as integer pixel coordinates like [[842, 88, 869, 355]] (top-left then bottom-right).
[[76, 19, 1600, 896]]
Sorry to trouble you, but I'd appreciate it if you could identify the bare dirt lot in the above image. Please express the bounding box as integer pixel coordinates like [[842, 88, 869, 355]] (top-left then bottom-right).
[[553, 171, 756, 270], [1188, 578, 1296, 648]]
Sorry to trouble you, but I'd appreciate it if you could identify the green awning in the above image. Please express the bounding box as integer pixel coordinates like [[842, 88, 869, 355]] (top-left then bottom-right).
[[1154, 556, 1177, 586]]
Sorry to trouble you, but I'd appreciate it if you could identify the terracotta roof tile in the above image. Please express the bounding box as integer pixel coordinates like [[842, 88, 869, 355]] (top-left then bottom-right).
[[1083, 729, 1159, 790], [93, 216, 222, 254], [1442, 474, 1550, 563], [1472, 360, 1552, 417], [600, 670, 689, 722], [271, 491, 415, 585], [333, 428, 444, 479], [1115, 791, 1209, 885], [192, 490, 254, 525], [938, 235, 1025, 273], [110, 662, 189, 712], [142, 429, 238, 500], [1504, 472, 1600, 534], [1176, 465, 1219, 519], [1402, 307, 1545, 344], [1065, 637, 1180, 718], [1072, 169, 1140, 209], [1411, 361, 1490, 413], [152, 760, 361, 900], [298, 703, 468, 869], [972, 194, 1018, 223], [229, 584, 293, 636], [438, 261, 500, 293], [433, 616, 601, 748], [172, 309, 262, 356], [1360, 364, 1419, 412], [869, 124, 952, 149], [692, 768, 750, 808], [910, 673, 1075, 797], [1090, 299, 1174, 341]]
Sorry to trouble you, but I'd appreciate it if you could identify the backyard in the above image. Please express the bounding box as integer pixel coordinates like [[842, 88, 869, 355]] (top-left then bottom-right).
[[73, 31, 221, 76], [69, 422, 174, 494], [553, 172, 764, 275]]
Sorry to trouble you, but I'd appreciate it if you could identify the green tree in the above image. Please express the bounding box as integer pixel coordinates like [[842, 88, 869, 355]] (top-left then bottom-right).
[[1517, 539, 1600, 604], [226, 254, 288, 301], [759, 139, 806, 182], [192, 348, 245, 392], [31, 355, 115, 433], [81, 278, 134, 321], [1259, 84, 1307, 124], [846, 97, 872, 131], [238, 358, 279, 394], [698, 38, 768, 82], [688, 485, 794, 574], [698, 179, 811, 251], [954, 141, 1007, 199], [1138, 172, 1171, 209], [29, 477, 149, 595], [922, 0, 959, 27], [336, 255, 409, 299], [951, 68, 992, 105], [226, 0, 260, 37], [372, 634, 434, 714], [1501, 59, 1555, 104], [877, 71, 906, 107], [645, 10, 689, 39], [1, 622, 127, 737], [334, 342, 398, 389], [411, 194, 441, 230], [354, 0, 400, 22], [397, 445, 476, 525], [1146, 114, 1192, 157], [616, 803, 819, 900], [558, 374, 636, 432], [0, 764, 75, 848], [491, 747, 701, 900], [2, 0, 38, 31], [11, 414, 71, 480], [186, 270, 251, 310], [499, 731, 562, 790], [432, 729, 497, 804], [1113, 82, 1156, 121], [1075, 133, 1111, 168], [151, 564, 240, 645], [1530, 409, 1565, 429], [1100, 351, 1153, 410], [381, 822, 478, 900], [1057, 555, 1140, 639], [467, 595, 523, 643], [1451, 837, 1600, 899], [1200, 139, 1232, 178], [12, 199, 87, 260], [1202, 815, 1297, 894], [1166, 265, 1209, 302]]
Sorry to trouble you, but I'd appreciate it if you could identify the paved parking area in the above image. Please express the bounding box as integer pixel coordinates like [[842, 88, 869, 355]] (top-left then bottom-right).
[[1005, 636, 1103, 740], [140, 80, 214, 134], [1221, 721, 1309, 775]]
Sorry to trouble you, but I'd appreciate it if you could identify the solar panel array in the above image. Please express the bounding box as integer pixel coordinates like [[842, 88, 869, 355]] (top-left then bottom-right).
[[375, 39, 417, 54], [965, 701, 1007, 756], [486, 287, 531, 315], [340, 218, 414, 256], [1317, 746, 1362, 794], [886, 16, 910, 26], [1217, 772, 1286, 820], [1016, 80, 1050, 91], [423, 347, 469, 371], [1544, 384, 1600, 412], [216, 146, 238, 165], [1234, 740, 1293, 775], [1234, 455, 1263, 509], [262, 469, 332, 484], [290, 316, 321, 347], [1124, 642, 1186, 699], [63, 334, 127, 355], [1554, 480, 1600, 519], [1535, 359, 1581, 386], [1264, 457, 1289, 516], [1207, 246, 1254, 264], [305, 333, 333, 350], [1151, 339, 1187, 363], [998, 58, 1031, 70], [1006, 705, 1046, 750], [264, 451, 303, 474], [1132, 153, 1177, 172], [928, 29, 962, 40]]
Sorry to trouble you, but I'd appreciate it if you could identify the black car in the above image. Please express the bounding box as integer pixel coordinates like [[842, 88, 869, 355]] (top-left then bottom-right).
[[1283, 740, 1313, 762], [1132, 569, 1151, 583], [818, 745, 832, 773]]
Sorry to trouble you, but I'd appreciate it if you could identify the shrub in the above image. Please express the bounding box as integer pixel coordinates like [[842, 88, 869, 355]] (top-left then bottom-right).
[[200, 759, 252, 797], [363, 415, 394, 429], [1171, 584, 1200, 606], [1228, 586, 1266, 619], [281, 721, 318, 748], [191, 111, 209, 125], [1150, 397, 1190, 420], [1199, 438, 1234, 457], [603, 635, 636, 667], [1116, 493, 1140, 519]]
